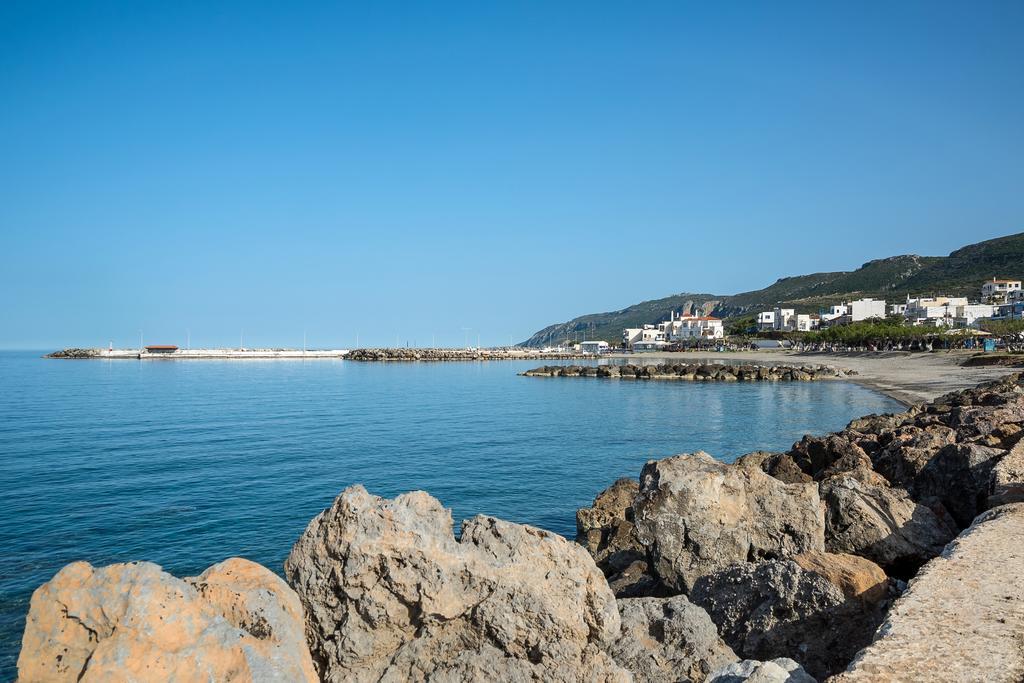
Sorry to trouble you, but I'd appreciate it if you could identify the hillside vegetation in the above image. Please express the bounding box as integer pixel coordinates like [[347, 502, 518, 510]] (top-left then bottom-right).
[[522, 232, 1024, 347]]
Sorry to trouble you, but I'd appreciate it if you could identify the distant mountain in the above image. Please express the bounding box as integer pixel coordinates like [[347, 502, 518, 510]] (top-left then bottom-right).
[[521, 232, 1024, 347]]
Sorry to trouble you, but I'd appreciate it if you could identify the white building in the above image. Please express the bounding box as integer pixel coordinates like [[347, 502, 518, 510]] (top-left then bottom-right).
[[904, 296, 967, 325], [624, 312, 724, 349], [982, 278, 1022, 303], [773, 308, 796, 331], [820, 305, 848, 324], [848, 298, 887, 322], [954, 304, 996, 327], [623, 324, 663, 347], [756, 311, 775, 331], [670, 316, 724, 340], [580, 340, 610, 354], [794, 314, 819, 332]]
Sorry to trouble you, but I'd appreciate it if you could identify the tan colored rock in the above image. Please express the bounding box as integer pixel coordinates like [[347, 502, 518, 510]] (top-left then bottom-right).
[[989, 440, 1024, 507], [284, 485, 628, 682], [633, 452, 825, 593], [834, 503, 1024, 682], [792, 551, 887, 604], [17, 558, 316, 682]]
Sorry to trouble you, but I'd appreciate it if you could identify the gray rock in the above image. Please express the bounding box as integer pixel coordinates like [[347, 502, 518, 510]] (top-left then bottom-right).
[[788, 434, 872, 480], [708, 658, 816, 683], [690, 560, 884, 680], [736, 451, 812, 485], [633, 452, 824, 593], [989, 440, 1024, 507], [283, 485, 628, 682], [608, 595, 737, 683], [576, 478, 644, 573], [576, 478, 667, 598], [819, 472, 957, 576]]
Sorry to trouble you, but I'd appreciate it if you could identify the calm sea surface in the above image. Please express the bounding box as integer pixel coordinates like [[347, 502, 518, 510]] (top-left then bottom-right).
[[0, 351, 902, 676]]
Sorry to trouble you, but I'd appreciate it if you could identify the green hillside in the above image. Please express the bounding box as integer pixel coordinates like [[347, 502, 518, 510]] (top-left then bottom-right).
[[521, 232, 1024, 347]]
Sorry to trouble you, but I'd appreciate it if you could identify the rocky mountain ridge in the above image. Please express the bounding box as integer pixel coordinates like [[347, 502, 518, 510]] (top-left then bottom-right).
[[522, 231, 1024, 347]]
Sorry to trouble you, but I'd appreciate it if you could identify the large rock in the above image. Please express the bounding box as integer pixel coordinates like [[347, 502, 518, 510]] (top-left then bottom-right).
[[633, 452, 824, 593], [576, 478, 644, 572], [989, 440, 1024, 507], [819, 472, 957, 576], [708, 658, 816, 683], [835, 503, 1024, 682], [788, 434, 872, 480], [736, 452, 812, 485], [17, 558, 317, 682], [689, 560, 884, 681], [608, 595, 737, 683], [890, 442, 1006, 525], [283, 486, 627, 682], [576, 478, 667, 598], [791, 551, 887, 604]]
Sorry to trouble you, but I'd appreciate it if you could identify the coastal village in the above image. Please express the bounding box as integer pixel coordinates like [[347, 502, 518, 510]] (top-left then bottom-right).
[[618, 277, 1024, 352]]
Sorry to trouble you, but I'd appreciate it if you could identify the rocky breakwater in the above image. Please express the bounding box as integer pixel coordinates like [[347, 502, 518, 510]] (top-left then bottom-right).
[[522, 362, 855, 382], [16, 486, 741, 682], [347, 347, 588, 361], [44, 348, 102, 359], [15, 370, 1024, 682], [577, 370, 1024, 681]]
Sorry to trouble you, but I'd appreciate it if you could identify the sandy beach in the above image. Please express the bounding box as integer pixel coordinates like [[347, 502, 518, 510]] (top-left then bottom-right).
[[606, 349, 1022, 407]]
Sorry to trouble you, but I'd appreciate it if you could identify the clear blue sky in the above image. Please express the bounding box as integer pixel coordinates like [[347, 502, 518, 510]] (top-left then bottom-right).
[[2, 2, 1022, 349]]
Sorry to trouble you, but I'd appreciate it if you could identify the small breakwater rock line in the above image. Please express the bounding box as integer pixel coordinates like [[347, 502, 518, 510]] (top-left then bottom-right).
[[345, 347, 589, 361], [44, 348, 101, 359], [14, 371, 1024, 682], [522, 362, 855, 381]]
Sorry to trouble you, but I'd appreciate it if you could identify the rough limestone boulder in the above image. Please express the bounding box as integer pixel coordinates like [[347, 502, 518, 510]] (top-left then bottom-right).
[[788, 434, 872, 480], [736, 452, 812, 485], [791, 551, 888, 604], [608, 596, 737, 683], [576, 478, 644, 572], [708, 658, 816, 683], [894, 442, 1007, 525], [989, 440, 1024, 507], [834, 503, 1024, 682], [633, 452, 824, 593], [575, 478, 666, 598], [819, 472, 957, 576], [689, 560, 884, 680], [283, 486, 627, 682], [17, 558, 317, 682]]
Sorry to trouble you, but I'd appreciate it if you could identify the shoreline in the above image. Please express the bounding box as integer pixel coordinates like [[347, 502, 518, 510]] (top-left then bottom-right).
[[604, 349, 1020, 406]]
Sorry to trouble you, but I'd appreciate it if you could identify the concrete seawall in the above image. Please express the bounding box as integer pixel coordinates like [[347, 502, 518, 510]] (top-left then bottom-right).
[[46, 347, 591, 361], [46, 348, 349, 359]]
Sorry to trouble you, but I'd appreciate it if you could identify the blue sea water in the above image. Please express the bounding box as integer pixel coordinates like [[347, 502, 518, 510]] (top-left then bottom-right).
[[0, 351, 902, 677]]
